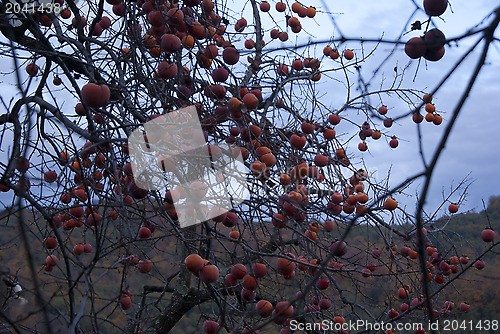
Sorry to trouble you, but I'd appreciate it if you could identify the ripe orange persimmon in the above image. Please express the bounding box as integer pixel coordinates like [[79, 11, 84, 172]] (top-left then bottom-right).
[[86, 213, 102, 226], [74, 189, 88, 202], [274, 301, 293, 318], [424, 45, 445, 62], [270, 29, 280, 39], [288, 17, 300, 27], [335, 148, 346, 159], [322, 220, 335, 232], [290, 134, 306, 149], [398, 287, 408, 299], [45, 254, 58, 266], [260, 1, 270, 12], [292, 59, 303, 70], [448, 203, 458, 213], [314, 154, 329, 167], [306, 6, 316, 18], [334, 316, 346, 324], [81, 83, 110, 108], [137, 259, 153, 273], [123, 195, 133, 205], [200, 264, 219, 283], [425, 103, 436, 113], [60, 9, 71, 19], [120, 295, 132, 310], [424, 0, 448, 16], [327, 49, 339, 59], [108, 210, 118, 220], [311, 71, 321, 81], [278, 31, 288, 41], [44, 237, 57, 249], [413, 113, 424, 123], [69, 206, 84, 218], [229, 230, 240, 239], [423, 93, 433, 103], [328, 114, 341, 125], [189, 21, 206, 40], [276, 64, 289, 76], [242, 274, 258, 290], [43, 170, 57, 183], [242, 92, 259, 110], [323, 129, 336, 140], [185, 254, 205, 274], [250, 161, 266, 176], [158, 62, 178, 79], [384, 198, 398, 210], [389, 136, 399, 148], [180, 35, 194, 49], [75, 103, 86, 116], [252, 263, 267, 278], [481, 228, 496, 242], [260, 153, 276, 167], [305, 229, 317, 241], [297, 6, 307, 17], [26, 63, 39, 76], [277, 256, 295, 275], [405, 37, 426, 59], [255, 146, 271, 158], [73, 244, 84, 255], [356, 192, 369, 204], [142, 34, 156, 48], [279, 173, 291, 186], [276, 1, 286, 12], [344, 49, 354, 60], [256, 300, 273, 317], [291, 2, 302, 13], [138, 226, 151, 239], [149, 46, 161, 57]]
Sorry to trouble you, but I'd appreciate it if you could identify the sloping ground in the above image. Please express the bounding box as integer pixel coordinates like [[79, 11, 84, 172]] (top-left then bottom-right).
[[0, 196, 498, 333]]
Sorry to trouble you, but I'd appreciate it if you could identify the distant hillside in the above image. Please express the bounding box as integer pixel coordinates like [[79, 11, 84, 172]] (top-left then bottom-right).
[[170, 196, 500, 333], [1, 197, 499, 333]]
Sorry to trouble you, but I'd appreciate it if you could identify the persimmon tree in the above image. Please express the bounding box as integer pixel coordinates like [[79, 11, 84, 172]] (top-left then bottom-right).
[[0, 0, 499, 333]]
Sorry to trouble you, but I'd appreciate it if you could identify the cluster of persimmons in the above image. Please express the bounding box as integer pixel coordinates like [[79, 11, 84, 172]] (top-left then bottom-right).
[[4, 0, 497, 333]]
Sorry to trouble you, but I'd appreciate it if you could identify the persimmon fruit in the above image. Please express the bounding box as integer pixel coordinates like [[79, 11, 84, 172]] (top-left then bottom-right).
[[424, 0, 448, 16], [256, 300, 273, 317], [448, 203, 458, 213], [260, 1, 270, 12], [384, 198, 398, 210], [481, 228, 495, 242], [81, 83, 110, 108], [275, 2, 286, 12], [185, 254, 204, 274], [343, 49, 354, 60], [405, 37, 426, 59], [200, 264, 219, 283], [137, 259, 153, 273]]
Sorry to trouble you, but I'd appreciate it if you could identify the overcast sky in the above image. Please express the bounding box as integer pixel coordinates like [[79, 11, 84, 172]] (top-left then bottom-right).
[[1, 0, 499, 217], [345, 0, 500, 215], [286, 0, 500, 215]]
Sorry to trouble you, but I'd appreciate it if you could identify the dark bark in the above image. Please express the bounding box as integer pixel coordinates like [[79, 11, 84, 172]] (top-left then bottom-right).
[[155, 290, 211, 333]]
